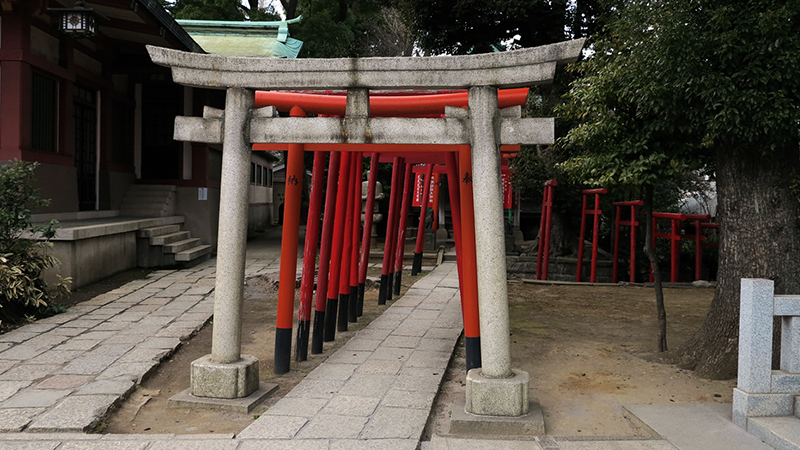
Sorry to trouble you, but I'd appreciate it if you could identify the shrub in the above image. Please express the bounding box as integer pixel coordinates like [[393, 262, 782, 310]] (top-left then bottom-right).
[[0, 160, 70, 327]]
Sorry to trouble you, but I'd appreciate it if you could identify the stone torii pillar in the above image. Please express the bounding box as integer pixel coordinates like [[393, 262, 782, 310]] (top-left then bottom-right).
[[150, 39, 584, 416]]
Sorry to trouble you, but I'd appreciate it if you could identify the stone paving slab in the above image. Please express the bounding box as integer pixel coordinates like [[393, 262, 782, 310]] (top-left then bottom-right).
[[238, 262, 462, 446]]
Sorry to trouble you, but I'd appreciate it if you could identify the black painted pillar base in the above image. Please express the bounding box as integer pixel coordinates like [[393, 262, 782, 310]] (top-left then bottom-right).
[[311, 310, 325, 354], [465, 336, 482, 372], [337, 292, 349, 332], [378, 274, 389, 305], [274, 327, 292, 374], [324, 297, 338, 342], [348, 286, 358, 322], [386, 272, 394, 301], [295, 319, 310, 362], [357, 283, 365, 317], [411, 252, 423, 275], [393, 270, 403, 296]]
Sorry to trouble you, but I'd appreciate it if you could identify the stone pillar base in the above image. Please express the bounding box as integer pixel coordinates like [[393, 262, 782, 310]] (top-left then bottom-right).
[[191, 354, 259, 399], [465, 368, 529, 416]]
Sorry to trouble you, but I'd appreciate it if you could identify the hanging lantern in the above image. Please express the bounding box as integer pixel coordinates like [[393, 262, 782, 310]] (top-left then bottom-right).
[[52, 0, 97, 37]]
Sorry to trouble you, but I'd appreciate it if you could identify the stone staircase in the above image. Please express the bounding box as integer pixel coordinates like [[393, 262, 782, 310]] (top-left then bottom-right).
[[746, 411, 800, 450], [136, 222, 212, 269], [119, 184, 176, 217]]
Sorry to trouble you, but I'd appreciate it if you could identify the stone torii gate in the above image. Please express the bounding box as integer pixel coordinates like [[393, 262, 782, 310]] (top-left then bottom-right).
[[148, 38, 584, 417]]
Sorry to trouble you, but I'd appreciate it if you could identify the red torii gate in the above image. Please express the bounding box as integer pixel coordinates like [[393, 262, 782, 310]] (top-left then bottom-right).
[[253, 88, 528, 373]]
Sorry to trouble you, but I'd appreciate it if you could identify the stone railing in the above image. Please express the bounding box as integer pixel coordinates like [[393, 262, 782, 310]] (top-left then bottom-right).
[[733, 278, 800, 427]]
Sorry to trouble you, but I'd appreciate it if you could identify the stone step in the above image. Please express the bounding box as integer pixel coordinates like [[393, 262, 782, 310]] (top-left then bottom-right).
[[747, 416, 800, 450], [138, 224, 182, 238], [796, 396, 800, 418], [150, 231, 190, 246], [175, 245, 213, 262], [120, 207, 168, 217], [130, 184, 176, 192], [163, 238, 201, 254]]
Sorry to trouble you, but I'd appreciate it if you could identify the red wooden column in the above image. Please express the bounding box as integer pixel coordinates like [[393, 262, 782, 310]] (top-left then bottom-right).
[[458, 147, 481, 371], [379, 157, 402, 305], [324, 152, 352, 341], [611, 200, 643, 283], [348, 153, 363, 322], [412, 164, 435, 275], [444, 152, 464, 291], [576, 188, 607, 283], [296, 150, 327, 361], [338, 154, 358, 332], [311, 152, 341, 354], [274, 106, 306, 374], [393, 162, 414, 296], [358, 153, 380, 315], [536, 179, 557, 280], [432, 173, 441, 231], [386, 159, 406, 301]]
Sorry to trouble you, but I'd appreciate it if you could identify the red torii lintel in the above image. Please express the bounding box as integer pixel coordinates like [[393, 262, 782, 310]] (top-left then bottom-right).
[[254, 88, 529, 117]]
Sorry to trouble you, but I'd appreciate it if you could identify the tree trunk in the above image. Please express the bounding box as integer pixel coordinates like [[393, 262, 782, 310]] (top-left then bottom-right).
[[643, 185, 668, 352], [664, 144, 800, 379]]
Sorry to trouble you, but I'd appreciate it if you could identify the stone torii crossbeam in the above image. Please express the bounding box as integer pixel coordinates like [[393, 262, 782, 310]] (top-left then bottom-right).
[[148, 38, 584, 417]]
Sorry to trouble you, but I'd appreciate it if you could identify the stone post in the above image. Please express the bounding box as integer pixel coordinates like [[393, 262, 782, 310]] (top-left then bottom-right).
[[465, 86, 529, 416], [190, 87, 259, 399]]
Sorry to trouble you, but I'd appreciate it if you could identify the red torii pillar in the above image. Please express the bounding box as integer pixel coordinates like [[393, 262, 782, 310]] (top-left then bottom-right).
[[576, 188, 607, 283], [379, 158, 403, 304], [274, 106, 306, 374], [458, 146, 482, 371], [324, 152, 352, 341], [296, 149, 327, 361], [357, 153, 380, 315], [393, 162, 414, 296], [311, 152, 341, 354], [612, 200, 643, 284], [536, 179, 557, 280], [412, 164, 435, 275]]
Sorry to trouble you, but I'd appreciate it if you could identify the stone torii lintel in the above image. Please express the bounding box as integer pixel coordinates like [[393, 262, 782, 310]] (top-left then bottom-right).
[[147, 39, 585, 90]]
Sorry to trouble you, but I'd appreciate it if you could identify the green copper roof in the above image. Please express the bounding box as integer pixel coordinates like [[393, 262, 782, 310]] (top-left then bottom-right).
[[176, 17, 303, 58]]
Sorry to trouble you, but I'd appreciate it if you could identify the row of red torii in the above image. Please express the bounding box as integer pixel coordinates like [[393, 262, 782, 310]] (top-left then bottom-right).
[[148, 39, 584, 417]]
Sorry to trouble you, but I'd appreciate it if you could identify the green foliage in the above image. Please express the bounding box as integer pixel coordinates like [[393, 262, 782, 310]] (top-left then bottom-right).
[[170, 0, 280, 21], [291, 0, 411, 57], [0, 161, 70, 327], [393, 0, 600, 55], [558, 0, 800, 187]]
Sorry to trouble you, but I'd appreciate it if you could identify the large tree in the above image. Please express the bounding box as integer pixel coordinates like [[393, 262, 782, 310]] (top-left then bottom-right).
[[559, 0, 800, 378]]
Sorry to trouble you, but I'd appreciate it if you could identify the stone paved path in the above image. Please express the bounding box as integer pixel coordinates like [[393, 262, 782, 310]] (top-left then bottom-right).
[[0, 231, 711, 450]]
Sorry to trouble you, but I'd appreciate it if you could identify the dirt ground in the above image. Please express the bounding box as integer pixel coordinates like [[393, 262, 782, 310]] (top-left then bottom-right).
[[100, 269, 428, 435], [93, 268, 734, 438], [423, 281, 734, 439]]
